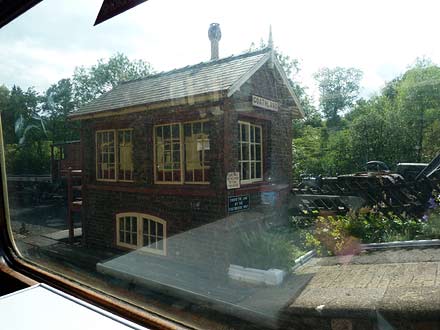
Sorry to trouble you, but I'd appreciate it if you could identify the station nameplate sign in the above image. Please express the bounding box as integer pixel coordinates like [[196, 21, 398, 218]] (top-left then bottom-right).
[[252, 95, 279, 112], [228, 195, 250, 213], [226, 172, 240, 189]]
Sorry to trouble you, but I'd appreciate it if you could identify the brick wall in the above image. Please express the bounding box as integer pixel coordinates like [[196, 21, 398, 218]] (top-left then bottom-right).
[[81, 104, 227, 245], [79, 62, 295, 273]]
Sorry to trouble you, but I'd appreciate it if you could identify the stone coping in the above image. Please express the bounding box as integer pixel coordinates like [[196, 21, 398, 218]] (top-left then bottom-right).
[[286, 245, 440, 322]]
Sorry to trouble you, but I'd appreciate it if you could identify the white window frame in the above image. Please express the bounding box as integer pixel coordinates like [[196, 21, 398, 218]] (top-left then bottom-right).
[[238, 121, 263, 184], [115, 214, 139, 249], [154, 120, 210, 184], [116, 213, 167, 255], [153, 123, 184, 184], [183, 120, 210, 184], [96, 129, 134, 182]]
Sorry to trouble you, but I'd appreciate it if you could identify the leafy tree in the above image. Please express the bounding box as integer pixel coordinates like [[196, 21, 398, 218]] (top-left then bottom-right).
[[42, 78, 78, 142], [248, 40, 321, 130], [2, 53, 154, 174], [314, 67, 363, 126], [395, 63, 440, 161], [0, 85, 10, 139], [1, 86, 41, 144], [275, 52, 321, 129], [293, 126, 323, 178], [72, 53, 154, 106]]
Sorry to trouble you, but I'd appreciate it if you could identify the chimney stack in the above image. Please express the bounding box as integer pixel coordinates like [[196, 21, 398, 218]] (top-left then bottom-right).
[[208, 23, 221, 60]]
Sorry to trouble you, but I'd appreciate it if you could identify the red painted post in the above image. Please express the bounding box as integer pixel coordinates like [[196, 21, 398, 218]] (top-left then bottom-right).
[[67, 167, 74, 243], [50, 145, 55, 182]]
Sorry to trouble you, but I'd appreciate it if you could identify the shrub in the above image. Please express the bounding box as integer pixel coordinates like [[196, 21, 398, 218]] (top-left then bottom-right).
[[304, 215, 356, 256], [421, 212, 440, 239], [305, 212, 427, 256], [231, 230, 303, 271]]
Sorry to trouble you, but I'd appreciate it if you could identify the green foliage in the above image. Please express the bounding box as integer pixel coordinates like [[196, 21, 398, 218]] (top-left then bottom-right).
[[6, 142, 51, 175], [1, 86, 42, 145], [42, 78, 79, 143], [421, 212, 440, 239], [293, 126, 323, 177], [294, 59, 440, 180], [72, 53, 154, 106], [346, 212, 424, 243], [305, 213, 427, 256], [304, 215, 352, 256], [314, 67, 363, 125], [0, 53, 154, 175], [231, 230, 304, 270]]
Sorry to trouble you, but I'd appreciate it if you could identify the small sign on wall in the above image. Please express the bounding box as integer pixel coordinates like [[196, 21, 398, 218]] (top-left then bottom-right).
[[226, 172, 240, 189], [228, 195, 250, 213], [261, 191, 277, 206], [252, 95, 279, 112]]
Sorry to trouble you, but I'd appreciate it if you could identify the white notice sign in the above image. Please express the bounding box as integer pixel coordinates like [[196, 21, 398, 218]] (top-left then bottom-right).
[[252, 95, 279, 112], [226, 172, 240, 189]]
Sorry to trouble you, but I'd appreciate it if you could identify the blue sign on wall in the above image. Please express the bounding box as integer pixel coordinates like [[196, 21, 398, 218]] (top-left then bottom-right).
[[261, 191, 277, 206], [228, 195, 250, 213]]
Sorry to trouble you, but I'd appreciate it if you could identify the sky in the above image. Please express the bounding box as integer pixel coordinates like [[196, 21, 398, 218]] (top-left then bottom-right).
[[1, 0, 440, 102]]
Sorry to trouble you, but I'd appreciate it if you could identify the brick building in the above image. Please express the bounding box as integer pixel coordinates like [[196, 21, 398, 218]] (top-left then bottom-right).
[[70, 25, 303, 268]]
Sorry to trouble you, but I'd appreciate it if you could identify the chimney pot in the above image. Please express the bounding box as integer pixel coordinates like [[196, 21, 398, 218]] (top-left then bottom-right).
[[208, 23, 221, 60]]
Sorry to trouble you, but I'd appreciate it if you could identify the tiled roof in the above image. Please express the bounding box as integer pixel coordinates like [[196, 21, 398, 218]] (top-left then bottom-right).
[[72, 48, 270, 116]]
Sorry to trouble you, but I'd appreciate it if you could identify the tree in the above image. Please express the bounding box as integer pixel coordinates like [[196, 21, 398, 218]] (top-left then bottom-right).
[[314, 67, 363, 126], [0, 85, 10, 140], [42, 78, 78, 142], [72, 53, 154, 106], [248, 40, 320, 129], [1, 86, 41, 144], [395, 62, 440, 161]]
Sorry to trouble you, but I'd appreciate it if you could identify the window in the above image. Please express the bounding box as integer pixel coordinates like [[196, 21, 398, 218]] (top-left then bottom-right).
[[118, 129, 134, 181], [96, 130, 116, 180], [116, 213, 166, 255], [238, 121, 263, 184], [155, 121, 210, 184], [184, 121, 210, 183], [154, 123, 182, 183], [116, 215, 138, 249], [96, 129, 133, 182]]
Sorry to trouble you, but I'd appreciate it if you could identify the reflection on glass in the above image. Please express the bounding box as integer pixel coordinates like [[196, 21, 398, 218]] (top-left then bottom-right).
[[5, 1, 440, 329]]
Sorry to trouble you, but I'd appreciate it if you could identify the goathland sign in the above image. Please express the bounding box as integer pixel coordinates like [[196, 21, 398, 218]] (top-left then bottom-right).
[[252, 95, 279, 112]]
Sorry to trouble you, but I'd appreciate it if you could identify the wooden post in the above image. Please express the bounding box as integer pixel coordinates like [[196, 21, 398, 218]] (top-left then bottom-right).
[[50, 145, 55, 182], [67, 167, 74, 243]]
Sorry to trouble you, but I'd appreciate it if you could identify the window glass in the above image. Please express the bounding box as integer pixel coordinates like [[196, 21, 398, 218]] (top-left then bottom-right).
[[155, 123, 182, 183], [117, 214, 166, 253], [117, 216, 138, 248], [184, 121, 210, 183], [4, 1, 440, 329], [239, 122, 263, 183], [97, 130, 116, 180], [118, 129, 133, 181], [97, 129, 133, 182]]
